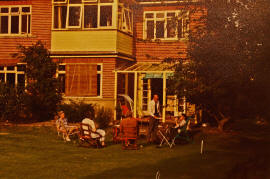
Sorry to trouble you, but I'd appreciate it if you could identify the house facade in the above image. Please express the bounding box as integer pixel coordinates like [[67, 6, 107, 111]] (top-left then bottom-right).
[[0, 0, 204, 120]]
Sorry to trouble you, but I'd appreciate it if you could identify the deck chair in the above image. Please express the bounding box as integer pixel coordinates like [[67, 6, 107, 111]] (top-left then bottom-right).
[[56, 121, 79, 142], [171, 117, 192, 146], [120, 118, 139, 150], [78, 123, 102, 148]]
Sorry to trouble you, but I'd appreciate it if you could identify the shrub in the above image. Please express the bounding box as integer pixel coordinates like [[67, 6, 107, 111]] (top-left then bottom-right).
[[0, 83, 24, 122], [94, 106, 113, 129], [58, 101, 95, 123]]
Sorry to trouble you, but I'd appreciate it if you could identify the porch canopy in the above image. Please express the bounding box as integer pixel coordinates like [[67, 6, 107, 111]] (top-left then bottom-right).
[[114, 62, 174, 122]]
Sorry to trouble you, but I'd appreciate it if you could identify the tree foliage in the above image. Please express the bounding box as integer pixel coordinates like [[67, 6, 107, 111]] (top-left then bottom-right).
[[168, 0, 270, 130], [15, 41, 62, 121]]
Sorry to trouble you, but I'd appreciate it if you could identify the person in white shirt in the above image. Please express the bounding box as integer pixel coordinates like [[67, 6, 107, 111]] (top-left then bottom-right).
[[82, 112, 106, 147], [147, 94, 160, 143]]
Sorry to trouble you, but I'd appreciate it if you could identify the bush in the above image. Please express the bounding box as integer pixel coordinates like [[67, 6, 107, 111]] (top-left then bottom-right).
[[94, 106, 113, 129], [0, 83, 24, 122], [58, 101, 95, 123]]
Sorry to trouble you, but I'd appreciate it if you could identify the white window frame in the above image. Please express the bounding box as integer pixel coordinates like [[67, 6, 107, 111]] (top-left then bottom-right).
[[143, 10, 189, 41], [52, 0, 114, 30], [118, 3, 133, 34], [57, 63, 103, 98], [66, 4, 82, 28], [0, 65, 26, 86], [0, 6, 31, 36]]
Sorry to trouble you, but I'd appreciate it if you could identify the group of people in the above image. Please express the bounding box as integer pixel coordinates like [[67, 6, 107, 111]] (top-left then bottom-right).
[[55, 111, 106, 147], [55, 94, 187, 147]]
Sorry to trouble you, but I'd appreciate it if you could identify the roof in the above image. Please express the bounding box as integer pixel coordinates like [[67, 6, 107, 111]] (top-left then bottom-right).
[[115, 62, 174, 73]]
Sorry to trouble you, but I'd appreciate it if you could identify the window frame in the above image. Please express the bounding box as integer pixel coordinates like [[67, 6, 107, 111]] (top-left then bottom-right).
[[143, 10, 189, 41], [57, 63, 103, 98], [118, 3, 133, 34], [0, 64, 26, 87], [52, 0, 114, 30], [0, 6, 31, 36]]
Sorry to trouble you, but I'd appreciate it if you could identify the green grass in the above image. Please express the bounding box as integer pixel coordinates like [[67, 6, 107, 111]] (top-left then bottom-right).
[[0, 122, 269, 179]]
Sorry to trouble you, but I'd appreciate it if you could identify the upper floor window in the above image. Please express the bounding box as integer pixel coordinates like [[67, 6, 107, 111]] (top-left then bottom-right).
[[53, 0, 113, 30], [144, 10, 189, 40], [0, 6, 31, 35], [118, 3, 132, 34]]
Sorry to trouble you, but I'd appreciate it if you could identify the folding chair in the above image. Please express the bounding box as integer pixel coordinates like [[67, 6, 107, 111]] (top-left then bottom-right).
[[157, 124, 174, 148], [78, 123, 102, 148]]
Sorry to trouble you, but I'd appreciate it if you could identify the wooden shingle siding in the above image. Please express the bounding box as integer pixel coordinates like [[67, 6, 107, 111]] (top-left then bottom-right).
[[0, 0, 51, 64]]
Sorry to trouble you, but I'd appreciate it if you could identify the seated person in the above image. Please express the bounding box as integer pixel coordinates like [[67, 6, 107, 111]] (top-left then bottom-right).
[[120, 111, 138, 146], [56, 111, 78, 141], [82, 112, 106, 147], [174, 113, 187, 134]]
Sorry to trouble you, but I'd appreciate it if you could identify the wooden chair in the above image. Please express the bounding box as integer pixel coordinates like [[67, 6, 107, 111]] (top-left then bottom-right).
[[120, 119, 139, 150], [56, 121, 79, 142], [78, 123, 102, 148]]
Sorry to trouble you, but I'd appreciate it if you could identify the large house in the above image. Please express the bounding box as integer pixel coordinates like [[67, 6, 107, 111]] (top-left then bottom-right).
[[0, 0, 204, 121]]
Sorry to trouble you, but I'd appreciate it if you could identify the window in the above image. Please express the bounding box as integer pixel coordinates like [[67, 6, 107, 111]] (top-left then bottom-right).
[[118, 4, 133, 34], [53, 0, 114, 30], [0, 65, 26, 87], [0, 6, 31, 35], [144, 11, 189, 40], [57, 64, 102, 97]]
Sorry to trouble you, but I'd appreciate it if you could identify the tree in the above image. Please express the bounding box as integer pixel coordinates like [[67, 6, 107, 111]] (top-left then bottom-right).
[[167, 0, 270, 131], [15, 41, 62, 121]]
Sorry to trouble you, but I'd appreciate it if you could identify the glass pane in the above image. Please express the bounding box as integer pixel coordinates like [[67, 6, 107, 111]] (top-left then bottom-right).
[[11, 7, 19, 13], [28, 16, 31, 33], [146, 20, 154, 39], [11, 16, 19, 34], [167, 19, 176, 38], [54, 6, 67, 29], [84, 5, 97, 28], [59, 65, 65, 71], [68, 6, 81, 27], [54, 0, 66, 2], [156, 13, 164, 18], [145, 13, 153, 18], [22, 7, 30, 13], [0, 16, 8, 34], [100, 6, 112, 27], [124, 10, 130, 30], [97, 74, 100, 96], [17, 65, 26, 71], [17, 74, 25, 87], [0, 73, 4, 83], [69, 0, 82, 3], [156, 21, 164, 38], [0, 66, 4, 70], [22, 15, 27, 33], [7, 66, 15, 71], [100, 0, 113, 2], [167, 12, 175, 17], [1, 8, 9, 13], [97, 65, 101, 71], [6, 73, 15, 86], [58, 74, 65, 93], [178, 19, 183, 38]]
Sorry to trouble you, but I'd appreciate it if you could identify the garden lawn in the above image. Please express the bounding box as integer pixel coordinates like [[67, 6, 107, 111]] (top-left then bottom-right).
[[0, 122, 269, 179]]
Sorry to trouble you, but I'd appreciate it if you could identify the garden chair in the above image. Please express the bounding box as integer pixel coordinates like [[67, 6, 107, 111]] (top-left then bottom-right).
[[120, 118, 139, 150], [56, 121, 79, 142], [78, 123, 102, 148], [171, 116, 193, 146]]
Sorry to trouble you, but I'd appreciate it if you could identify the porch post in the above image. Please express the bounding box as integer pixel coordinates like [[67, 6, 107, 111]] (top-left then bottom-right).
[[133, 72, 138, 118], [125, 73, 129, 95], [114, 72, 118, 121], [162, 72, 166, 123]]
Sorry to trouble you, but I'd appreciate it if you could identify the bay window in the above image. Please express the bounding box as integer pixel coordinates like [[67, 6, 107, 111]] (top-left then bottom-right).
[[144, 10, 189, 40], [53, 0, 114, 30], [118, 3, 133, 34], [0, 6, 31, 35]]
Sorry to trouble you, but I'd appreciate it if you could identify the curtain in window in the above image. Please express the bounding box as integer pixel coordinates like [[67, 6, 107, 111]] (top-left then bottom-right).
[[65, 64, 97, 96]]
